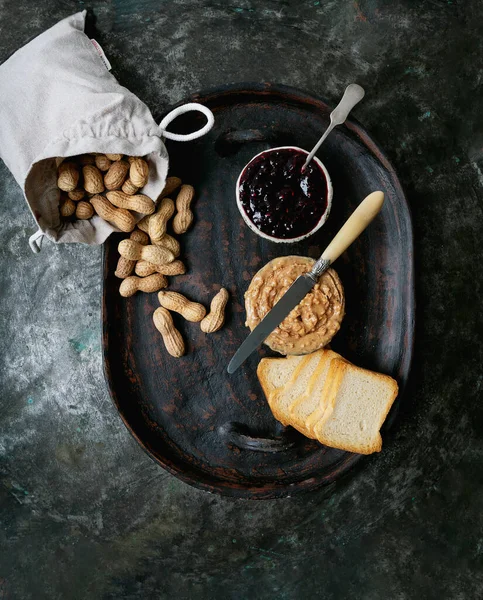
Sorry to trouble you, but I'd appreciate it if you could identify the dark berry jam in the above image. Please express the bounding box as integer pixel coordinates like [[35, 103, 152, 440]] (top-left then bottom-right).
[[238, 148, 328, 240]]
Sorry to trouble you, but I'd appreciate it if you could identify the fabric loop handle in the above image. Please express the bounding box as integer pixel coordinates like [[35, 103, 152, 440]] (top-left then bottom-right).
[[29, 229, 44, 253], [159, 103, 214, 142]]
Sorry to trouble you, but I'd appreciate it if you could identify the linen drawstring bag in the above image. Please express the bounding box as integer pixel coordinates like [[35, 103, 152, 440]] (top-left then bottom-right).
[[0, 10, 214, 253]]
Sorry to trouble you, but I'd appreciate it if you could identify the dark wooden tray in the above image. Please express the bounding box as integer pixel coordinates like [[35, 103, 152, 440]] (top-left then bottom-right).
[[102, 83, 414, 499]]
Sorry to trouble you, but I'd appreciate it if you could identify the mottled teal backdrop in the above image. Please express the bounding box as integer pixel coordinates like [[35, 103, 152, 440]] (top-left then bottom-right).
[[1, 1, 482, 598]]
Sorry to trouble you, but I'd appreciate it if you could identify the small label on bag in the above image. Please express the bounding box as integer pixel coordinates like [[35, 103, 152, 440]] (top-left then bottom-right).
[[91, 39, 112, 71]]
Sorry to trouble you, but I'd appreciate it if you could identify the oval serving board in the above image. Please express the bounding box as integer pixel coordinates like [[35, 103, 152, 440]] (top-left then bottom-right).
[[102, 84, 414, 499]]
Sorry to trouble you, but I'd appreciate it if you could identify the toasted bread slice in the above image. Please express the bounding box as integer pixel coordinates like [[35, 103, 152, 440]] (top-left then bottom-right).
[[304, 357, 348, 436], [270, 352, 321, 425], [314, 365, 399, 454], [287, 349, 340, 438], [257, 354, 305, 400]]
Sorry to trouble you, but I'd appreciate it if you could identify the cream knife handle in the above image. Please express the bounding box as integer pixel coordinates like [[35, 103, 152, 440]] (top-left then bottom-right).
[[310, 191, 385, 278]]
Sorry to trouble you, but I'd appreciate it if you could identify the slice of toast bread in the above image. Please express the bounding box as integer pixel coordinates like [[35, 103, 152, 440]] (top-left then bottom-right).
[[257, 354, 305, 400], [288, 350, 340, 438], [313, 364, 399, 454], [257, 354, 305, 418], [270, 354, 320, 425], [304, 357, 348, 436], [257, 350, 399, 454]]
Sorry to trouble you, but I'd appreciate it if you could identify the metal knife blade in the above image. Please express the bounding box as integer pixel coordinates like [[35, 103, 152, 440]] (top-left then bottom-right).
[[227, 274, 316, 374]]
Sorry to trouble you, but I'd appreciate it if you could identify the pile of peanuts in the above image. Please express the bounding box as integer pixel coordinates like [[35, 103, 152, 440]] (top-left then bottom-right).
[[114, 174, 229, 358], [55, 154, 229, 357], [56, 153, 156, 227]]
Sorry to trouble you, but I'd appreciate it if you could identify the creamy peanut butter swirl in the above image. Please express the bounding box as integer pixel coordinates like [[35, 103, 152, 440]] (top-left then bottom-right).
[[245, 256, 345, 355]]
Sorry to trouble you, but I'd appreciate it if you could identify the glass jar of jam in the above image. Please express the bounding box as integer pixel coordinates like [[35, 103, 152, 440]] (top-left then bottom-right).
[[236, 146, 332, 243]]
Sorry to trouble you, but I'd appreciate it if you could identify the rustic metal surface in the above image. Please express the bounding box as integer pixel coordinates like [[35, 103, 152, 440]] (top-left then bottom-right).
[[103, 84, 414, 498]]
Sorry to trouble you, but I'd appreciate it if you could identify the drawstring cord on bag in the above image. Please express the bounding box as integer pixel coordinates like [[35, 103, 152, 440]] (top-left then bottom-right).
[[29, 103, 214, 253], [29, 229, 44, 253], [159, 103, 214, 141]]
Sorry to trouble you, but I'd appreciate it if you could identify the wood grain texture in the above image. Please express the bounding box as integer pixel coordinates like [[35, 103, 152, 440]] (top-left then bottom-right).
[[102, 84, 415, 499]]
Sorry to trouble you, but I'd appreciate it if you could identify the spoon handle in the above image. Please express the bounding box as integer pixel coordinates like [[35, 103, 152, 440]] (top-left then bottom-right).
[[303, 83, 365, 169]]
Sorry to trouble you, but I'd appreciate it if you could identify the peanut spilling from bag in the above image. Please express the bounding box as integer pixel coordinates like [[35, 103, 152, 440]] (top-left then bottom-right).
[[122, 179, 139, 195], [115, 229, 149, 278], [153, 307, 185, 357], [148, 198, 175, 243], [83, 165, 105, 194], [60, 197, 76, 218], [173, 185, 195, 234], [95, 155, 112, 171], [57, 153, 156, 228], [118, 239, 174, 265], [104, 161, 130, 190], [113, 174, 230, 359], [136, 194, 176, 235], [134, 259, 186, 277], [106, 191, 155, 215], [154, 234, 180, 257], [58, 163, 79, 192], [129, 158, 149, 188], [120, 274, 168, 297], [200, 288, 229, 333], [68, 189, 85, 201], [75, 201, 94, 220], [158, 291, 206, 322], [91, 195, 136, 232]]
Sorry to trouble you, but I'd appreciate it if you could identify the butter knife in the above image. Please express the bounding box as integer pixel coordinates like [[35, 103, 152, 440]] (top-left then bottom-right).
[[227, 191, 385, 374]]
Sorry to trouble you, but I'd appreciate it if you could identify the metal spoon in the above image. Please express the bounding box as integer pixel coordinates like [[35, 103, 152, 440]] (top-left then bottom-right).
[[302, 83, 365, 171]]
